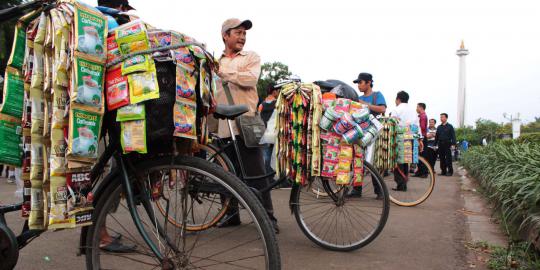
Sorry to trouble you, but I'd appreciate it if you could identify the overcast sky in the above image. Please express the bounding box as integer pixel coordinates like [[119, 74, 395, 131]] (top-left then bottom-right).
[[85, 0, 540, 125]]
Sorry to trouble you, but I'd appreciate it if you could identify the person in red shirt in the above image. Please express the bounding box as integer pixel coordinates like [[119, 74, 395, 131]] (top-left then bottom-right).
[[414, 103, 430, 177]]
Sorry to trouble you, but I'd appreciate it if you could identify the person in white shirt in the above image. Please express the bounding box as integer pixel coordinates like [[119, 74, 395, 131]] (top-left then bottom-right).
[[389, 91, 424, 191]]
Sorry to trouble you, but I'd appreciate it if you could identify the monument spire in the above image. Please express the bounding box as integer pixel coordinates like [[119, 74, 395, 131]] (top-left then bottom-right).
[[456, 40, 469, 128]]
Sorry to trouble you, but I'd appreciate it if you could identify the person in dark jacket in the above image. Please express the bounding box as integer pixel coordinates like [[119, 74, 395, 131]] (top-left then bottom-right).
[[435, 113, 456, 176]]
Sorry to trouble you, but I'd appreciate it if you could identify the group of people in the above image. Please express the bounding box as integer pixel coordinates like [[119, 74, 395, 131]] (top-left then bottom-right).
[[2, 0, 461, 252]]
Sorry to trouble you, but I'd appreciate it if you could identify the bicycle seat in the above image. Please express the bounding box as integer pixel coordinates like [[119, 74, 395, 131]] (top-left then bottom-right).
[[213, 105, 249, 120]]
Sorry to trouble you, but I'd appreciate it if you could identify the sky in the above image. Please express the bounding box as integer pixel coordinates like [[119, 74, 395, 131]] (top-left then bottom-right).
[[85, 0, 540, 125]]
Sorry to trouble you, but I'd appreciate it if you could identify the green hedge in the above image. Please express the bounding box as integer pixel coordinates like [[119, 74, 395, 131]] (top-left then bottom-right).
[[460, 141, 540, 238]]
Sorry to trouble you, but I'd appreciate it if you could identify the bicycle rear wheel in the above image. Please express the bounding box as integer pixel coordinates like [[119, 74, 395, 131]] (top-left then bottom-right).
[[291, 161, 389, 251], [85, 156, 280, 270], [383, 156, 435, 207]]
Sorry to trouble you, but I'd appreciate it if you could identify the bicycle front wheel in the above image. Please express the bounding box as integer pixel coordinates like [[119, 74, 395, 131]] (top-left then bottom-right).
[[85, 156, 280, 270], [291, 161, 389, 251], [384, 156, 436, 207]]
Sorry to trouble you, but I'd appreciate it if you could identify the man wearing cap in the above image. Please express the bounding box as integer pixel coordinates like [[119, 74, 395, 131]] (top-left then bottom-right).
[[215, 18, 278, 232], [349, 72, 387, 198], [354, 73, 387, 116]]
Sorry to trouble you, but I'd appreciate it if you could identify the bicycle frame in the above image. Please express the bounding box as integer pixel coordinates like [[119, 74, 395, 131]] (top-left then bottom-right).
[[0, 139, 177, 266], [208, 119, 287, 195]]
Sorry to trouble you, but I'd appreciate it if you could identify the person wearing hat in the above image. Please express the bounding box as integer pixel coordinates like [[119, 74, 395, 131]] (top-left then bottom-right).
[[96, 0, 135, 30], [349, 72, 387, 198], [215, 18, 279, 232], [354, 72, 387, 115]]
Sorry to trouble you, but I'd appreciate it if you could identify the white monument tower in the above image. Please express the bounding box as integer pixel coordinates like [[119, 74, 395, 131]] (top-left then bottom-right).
[[456, 40, 469, 128]]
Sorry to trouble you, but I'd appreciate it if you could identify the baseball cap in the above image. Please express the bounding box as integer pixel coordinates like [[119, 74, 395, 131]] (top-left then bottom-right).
[[98, 0, 135, 10], [353, 72, 373, 84], [221, 18, 252, 35]]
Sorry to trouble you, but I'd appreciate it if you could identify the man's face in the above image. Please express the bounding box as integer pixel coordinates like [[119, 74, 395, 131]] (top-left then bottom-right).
[[440, 115, 447, 123], [416, 105, 422, 113], [429, 119, 435, 128], [223, 26, 247, 53], [357, 80, 370, 93]]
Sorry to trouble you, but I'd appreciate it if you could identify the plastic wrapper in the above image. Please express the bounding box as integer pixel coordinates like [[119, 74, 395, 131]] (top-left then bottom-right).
[[52, 85, 68, 128], [323, 145, 339, 160], [7, 22, 27, 69], [173, 47, 196, 72], [30, 136, 44, 180], [334, 98, 351, 114], [29, 13, 46, 91], [121, 54, 152, 75], [48, 176, 75, 229], [30, 87, 44, 135], [105, 66, 129, 110], [116, 104, 145, 121], [72, 53, 105, 110], [0, 120, 23, 166], [128, 69, 159, 104], [337, 158, 351, 171], [335, 171, 351, 185], [176, 64, 197, 102], [115, 20, 149, 55], [338, 144, 353, 159], [29, 180, 44, 230], [121, 120, 147, 154], [1, 67, 25, 118], [50, 128, 66, 176], [66, 106, 102, 163], [321, 160, 338, 178], [148, 30, 171, 58], [106, 34, 121, 63], [173, 100, 197, 139], [67, 170, 93, 227], [74, 2, 107, 59]]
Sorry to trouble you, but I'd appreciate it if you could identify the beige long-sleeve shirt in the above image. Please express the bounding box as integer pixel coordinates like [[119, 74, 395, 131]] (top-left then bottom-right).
[[216, 50, 261, 138]]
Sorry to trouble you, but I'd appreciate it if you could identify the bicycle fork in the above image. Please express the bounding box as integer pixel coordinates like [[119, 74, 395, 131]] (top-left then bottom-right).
[[116, 155, 176, 268]]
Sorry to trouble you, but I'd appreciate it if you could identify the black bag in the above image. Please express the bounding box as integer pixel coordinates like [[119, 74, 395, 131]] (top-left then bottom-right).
[[223, 83, 266, 148]]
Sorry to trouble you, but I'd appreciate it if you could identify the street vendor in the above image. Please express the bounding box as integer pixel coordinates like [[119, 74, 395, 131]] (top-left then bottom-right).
[[354, 72, 387, 116], [389, 91, 424, 191], [349, 72, 387, 198], [215, 18, 278, 232]]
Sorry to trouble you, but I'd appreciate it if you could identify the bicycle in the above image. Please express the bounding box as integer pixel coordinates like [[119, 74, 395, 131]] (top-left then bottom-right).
[[162, 104, 390, 251], [375, 118, 436, 207], [381, 156, 436, 207], [1, 138, 281, 270], [0, 10, 280, 266]]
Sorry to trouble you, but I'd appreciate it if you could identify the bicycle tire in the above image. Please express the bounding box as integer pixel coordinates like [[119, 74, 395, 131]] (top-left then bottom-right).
[[385, 156, 435, 207], [291, 161, 390, 251], [85, 156, 281, 270], [154, 144, 233, 231]]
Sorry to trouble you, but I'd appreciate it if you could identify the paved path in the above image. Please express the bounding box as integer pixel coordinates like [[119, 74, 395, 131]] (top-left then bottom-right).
[[0, 166, 501, 270]]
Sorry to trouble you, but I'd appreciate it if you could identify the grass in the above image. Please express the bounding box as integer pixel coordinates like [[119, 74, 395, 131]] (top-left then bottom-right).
[[469, 241, 540, 270], [460, 141, 540, 239]]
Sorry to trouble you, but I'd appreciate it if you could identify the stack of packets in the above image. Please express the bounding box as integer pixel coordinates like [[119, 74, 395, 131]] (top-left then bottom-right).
[[107, 19, 160, 155], [374, 118, 399, 171], [11, 2, 111, 230], [147, 28, 215, 143], [0, 0, 217, 231], [319, 96, 383, 186], [396, 124, 420, 164], [274, 83, 322, 185]]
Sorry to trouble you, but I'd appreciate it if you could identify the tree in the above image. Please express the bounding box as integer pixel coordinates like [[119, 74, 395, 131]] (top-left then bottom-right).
[[455, 126, 481, 145], [256, 62, 292, 98], [475, 118, 500, 143], [0, 0, 26, 75]]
